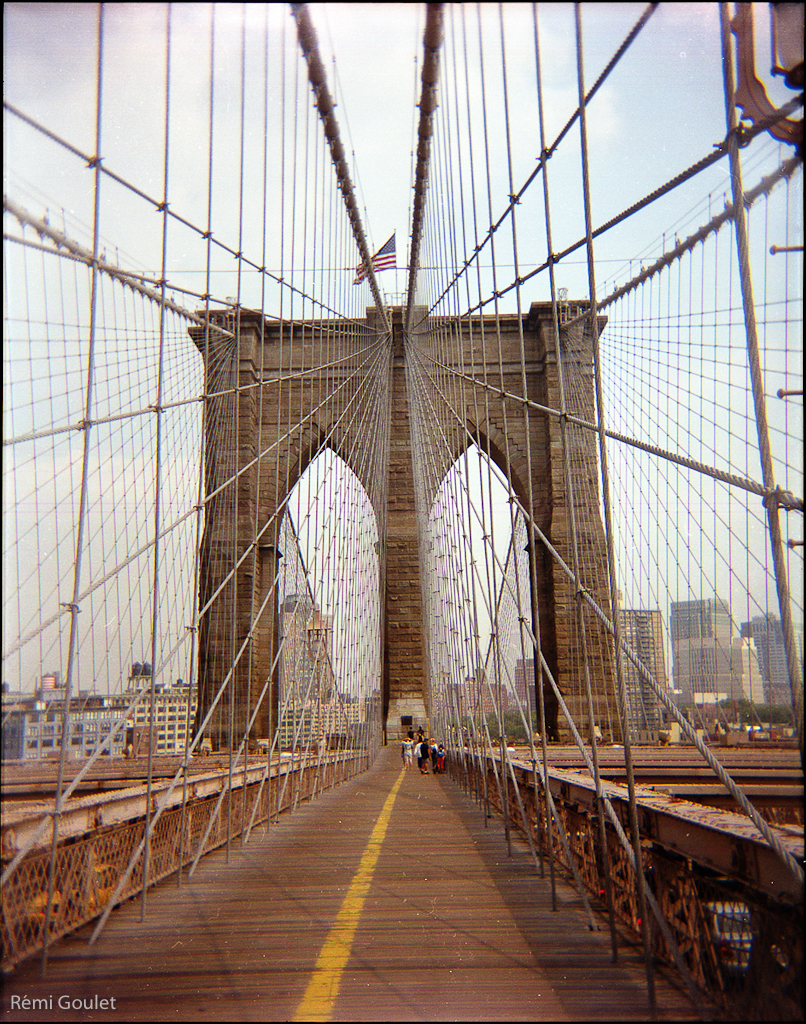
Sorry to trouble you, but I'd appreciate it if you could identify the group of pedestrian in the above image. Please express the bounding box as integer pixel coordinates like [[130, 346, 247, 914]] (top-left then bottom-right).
[[401, 728, 446, 774]]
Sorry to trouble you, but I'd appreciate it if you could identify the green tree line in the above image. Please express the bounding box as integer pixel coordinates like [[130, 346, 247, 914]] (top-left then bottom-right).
[[717, 698, 795, 726]]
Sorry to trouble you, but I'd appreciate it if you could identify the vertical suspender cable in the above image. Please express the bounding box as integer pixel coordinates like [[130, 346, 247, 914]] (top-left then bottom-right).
[[573, 5, 656, 1015], [178, 0, 218, 886], [246, 1, 272, 840], [533, 1, 617, 953], [41, 5, 105, 977], [225, 1, 248, 863], [498, 0, 538, 863], [476, 4, 515, 858], [142, 3, 173, 919], [719, 3, 803, 753]]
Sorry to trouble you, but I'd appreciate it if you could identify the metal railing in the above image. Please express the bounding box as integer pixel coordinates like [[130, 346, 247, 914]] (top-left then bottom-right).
[[1, 750, 369, 971], [454, 751, 803, 1021]]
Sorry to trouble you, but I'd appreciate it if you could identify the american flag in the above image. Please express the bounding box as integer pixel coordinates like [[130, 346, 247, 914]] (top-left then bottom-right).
[[353, 233, 396, 284]]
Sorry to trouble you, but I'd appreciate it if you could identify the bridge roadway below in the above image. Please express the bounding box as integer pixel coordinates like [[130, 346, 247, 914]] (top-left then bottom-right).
[[4, 746, 698, 1022]]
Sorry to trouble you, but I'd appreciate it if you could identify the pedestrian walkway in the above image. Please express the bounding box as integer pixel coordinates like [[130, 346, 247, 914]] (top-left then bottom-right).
[[3, 747, 698, 1021]]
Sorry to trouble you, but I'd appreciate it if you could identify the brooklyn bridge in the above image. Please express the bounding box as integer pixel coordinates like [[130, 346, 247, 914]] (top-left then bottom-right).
[[2, 3, 803, 1020]]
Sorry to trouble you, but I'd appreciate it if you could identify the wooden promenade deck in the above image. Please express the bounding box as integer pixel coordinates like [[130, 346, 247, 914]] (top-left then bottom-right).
[[3, 747, 699, 1022]]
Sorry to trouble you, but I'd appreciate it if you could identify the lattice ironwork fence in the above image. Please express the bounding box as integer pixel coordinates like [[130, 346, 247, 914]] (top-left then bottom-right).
[[458, 753, 803, 1021], [1, 753, 367, 971]]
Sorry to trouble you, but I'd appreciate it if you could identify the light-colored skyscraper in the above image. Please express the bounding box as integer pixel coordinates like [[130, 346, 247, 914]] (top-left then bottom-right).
[[280, 594, 334, 704], [619, 609, 668, 734], [735, 636, 765, 703], [740, 614, 795, 707], [670, 597, 737, 705]]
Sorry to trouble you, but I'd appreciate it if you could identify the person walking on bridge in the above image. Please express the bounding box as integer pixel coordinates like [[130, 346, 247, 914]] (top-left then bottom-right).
[[402, 736, 414, 769], [417, 736, 430, 774]]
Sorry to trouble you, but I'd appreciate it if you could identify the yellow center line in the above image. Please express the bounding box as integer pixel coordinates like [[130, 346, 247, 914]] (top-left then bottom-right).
[[292, 768, 406, 1023]]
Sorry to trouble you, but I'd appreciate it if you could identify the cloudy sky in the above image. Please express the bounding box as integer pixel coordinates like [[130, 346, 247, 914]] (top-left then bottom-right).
[[6, 2, 776, 303], [4, 3, 801, 697]]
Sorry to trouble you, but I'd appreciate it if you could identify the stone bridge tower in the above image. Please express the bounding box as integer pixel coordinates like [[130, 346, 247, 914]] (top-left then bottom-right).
[[190, 301, 618, 748], [398, 302, 618, 743], [380, 306, 428, 738]]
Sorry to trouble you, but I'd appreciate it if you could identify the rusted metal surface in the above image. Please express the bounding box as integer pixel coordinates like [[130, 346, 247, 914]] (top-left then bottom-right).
[[510, 743, 802, 777], [1, 754, 354, 859], [3, 747, 698, 1022], [1, 754, 244, 797], [471, 752, 803, 1021], [507, 743, 804, 825], [535, 765, 803, 904], [638, 785, 802, 827]]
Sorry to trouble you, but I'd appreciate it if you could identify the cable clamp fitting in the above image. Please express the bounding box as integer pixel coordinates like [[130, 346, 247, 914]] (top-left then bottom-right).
[[763, 486, 798, 511], [736, 124, 753, 148]]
